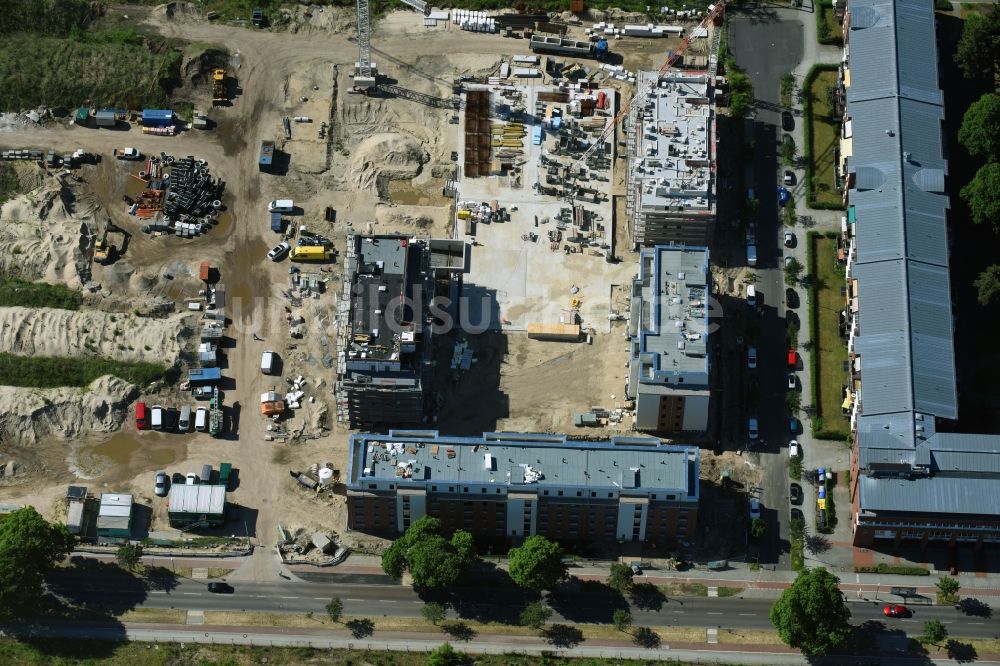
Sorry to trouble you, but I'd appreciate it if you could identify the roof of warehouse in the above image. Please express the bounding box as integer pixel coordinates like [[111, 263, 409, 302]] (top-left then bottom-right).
[[167, 485, 226, 515], [858, 474, 998, 516], [349, 431, 698, 495]]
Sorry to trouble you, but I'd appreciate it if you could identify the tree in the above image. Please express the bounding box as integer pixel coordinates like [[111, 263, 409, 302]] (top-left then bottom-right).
[[960, 94, 1000, 161], [325, 597, 344, 622], [750, 518, 767, 540], [519, 601, 552, 630], [936, 576, 961, 604], [115, 542, 143, 571], [960, 162, 1000, 231], [422, 601, 446, 626], [955, 13, 1000, 81], [507, 535, 568, 591], [784, 257, 803, 286], [612, 608, 633, 632], [769, 567, 851, 656], [923, 619, 948, 646], [607, 562, 635, 593], [380, 517, 475, 589], [975, 265, 1000, 306], [0, 507, 75, 616], [425, 642, 465, 666]]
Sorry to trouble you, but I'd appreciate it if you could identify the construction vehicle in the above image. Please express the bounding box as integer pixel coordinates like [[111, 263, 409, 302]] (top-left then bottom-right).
[[211, 69, 227, 106], [113, 147, 141, 160], [562, 0, 728, 197], [352, 0, 430, 91], [92, 221, 128, 265], [251, 7, 265, 28]]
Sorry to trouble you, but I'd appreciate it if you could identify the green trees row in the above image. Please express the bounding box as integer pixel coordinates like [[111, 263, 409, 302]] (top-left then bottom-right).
[[0, 507, 76, 616]]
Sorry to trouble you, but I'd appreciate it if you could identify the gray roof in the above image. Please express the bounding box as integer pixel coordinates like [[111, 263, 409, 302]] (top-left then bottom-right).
[[349, 431, 698, 498], [167, 484, 226, 515], [858, 474, 997, 516]]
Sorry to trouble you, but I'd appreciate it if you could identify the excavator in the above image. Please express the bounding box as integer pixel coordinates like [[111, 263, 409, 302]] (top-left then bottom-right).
[[93, 221, 129, 265]]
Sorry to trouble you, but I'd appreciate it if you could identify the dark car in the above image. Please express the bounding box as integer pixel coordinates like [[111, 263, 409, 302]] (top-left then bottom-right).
[[786, 288, 799, 309], [781, 110, 795, 131], [786, 310, 800, 328], [790, 483, 803, 505], [171, 472, 185, 485], [790, 508, 805, 523], [207, 582, 234, 594]]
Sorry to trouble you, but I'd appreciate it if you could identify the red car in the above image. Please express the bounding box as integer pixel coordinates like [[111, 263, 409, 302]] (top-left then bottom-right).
[[883, 604, 909, 617], [787, 349, 797, 369]]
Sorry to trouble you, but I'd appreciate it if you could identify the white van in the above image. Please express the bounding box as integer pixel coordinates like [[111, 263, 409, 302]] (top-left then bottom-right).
[[178, 405, 192, 431], [746, 284, 756, 307], [195, 407, 209, 432], [267, 199, 294, 213], [261, 350, 276, 375], [151, 405, 164, 430]]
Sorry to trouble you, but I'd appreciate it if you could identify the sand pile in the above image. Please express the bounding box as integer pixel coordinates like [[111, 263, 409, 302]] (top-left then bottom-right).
[[350, 133, 428, 191], [0, 376, 136, 445], [0, 307, 193, 365], [0, 173, 99, 289]]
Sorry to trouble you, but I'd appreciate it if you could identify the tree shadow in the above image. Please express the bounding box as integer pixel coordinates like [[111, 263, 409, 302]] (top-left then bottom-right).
[[47, 558, 151, 616], [632, 626, 661, 649], [139, 565, 180, 592], [956, 598, 992, 618], [541, 623, 583, 648], [946, 639, 978, 663], [346, 617, 374, 639], [547, 578, 628, 623], [442, 621, 477, 642], [805, 533, 830, 554], [630, 583, 667, 611]]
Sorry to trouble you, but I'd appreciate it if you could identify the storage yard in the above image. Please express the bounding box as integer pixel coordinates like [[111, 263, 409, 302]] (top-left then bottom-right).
[[0, 3, 715, 552]]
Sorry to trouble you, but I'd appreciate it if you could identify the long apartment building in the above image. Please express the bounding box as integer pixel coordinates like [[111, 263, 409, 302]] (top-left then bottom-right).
[[625, 70, 716, 247], [626, 245, 711, 433], [335, 235, 465, 429], [841, 0, 1000, 551], [346, 430, 699, 548]]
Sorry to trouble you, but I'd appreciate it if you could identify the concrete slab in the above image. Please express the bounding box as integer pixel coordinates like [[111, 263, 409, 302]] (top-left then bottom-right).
[[192, 567, 209, 580], [186, 610, 205, 625], [707, 627, 718, 644]]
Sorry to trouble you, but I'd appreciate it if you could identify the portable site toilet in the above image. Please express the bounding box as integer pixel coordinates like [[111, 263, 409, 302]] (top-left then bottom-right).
[[95, 109, 117, 128]]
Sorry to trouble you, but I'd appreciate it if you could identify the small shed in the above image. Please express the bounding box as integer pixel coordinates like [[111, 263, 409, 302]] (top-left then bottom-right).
[[167, 485, 226, 528], [75, 107, 90, 125], [96, 493, 133, 539], [141, 109, 174, 127], [198, 342, 218, 367], [95, 109, 117, 128]]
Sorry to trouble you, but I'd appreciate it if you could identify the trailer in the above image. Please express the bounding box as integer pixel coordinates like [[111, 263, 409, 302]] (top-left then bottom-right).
[[188, 367, 222, 385], [209, 387, 224, 438], [527, 322, 581, 341], [259, 140, 274, 171], [270, 211, 283, 233]]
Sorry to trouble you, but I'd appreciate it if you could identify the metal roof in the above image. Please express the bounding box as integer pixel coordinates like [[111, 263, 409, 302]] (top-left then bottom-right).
[[167, 485, 226, 515], [859, 474, 999, 516]]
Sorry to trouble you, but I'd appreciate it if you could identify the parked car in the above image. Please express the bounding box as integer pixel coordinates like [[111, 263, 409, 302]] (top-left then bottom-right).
[[784, 231, 796, 247], [785, 255, 795, 268], [783, 170, 795, 186], [267, 241, 290, 261], [781, 111, 794, 132], [790, 483, 803, 505], [789, 440, 800, 458], [788, 373, 797, 390], [748, 346, 758, 369], [171, 472, 185, 485], [749, 498, 761, 520], [787, 349, 797, 369], [748, 417, 759, 441], [154, 471, 169, 497], [883, 604, 909, 618], [786, 288, 799, 309], [791, 507, 804, 523], [747, 284, 757, 307], [790, 417, 801, 434], [630, 563, 642, 575], [185, 472, 198, 485], [114, 147, 141, 160], [150, 404, 165, 430], [778, 187, 791, 206]]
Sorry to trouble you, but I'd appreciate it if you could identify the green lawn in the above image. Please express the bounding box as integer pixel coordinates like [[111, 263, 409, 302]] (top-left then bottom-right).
[[810, 235, 850, 439], [0, 277, 81, 310], [0, 353, 165, 389], [816, 2, 844, 45], [807, 70, 842, 208]]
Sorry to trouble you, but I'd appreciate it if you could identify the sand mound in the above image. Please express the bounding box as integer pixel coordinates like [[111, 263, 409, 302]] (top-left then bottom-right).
[[0, 376, 136, 445], [0, 307, 193, 365], [0, 173, 100, 288], [350, 133, 427, 191]]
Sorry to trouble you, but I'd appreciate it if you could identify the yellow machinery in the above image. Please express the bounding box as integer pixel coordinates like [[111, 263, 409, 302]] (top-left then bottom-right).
[[212, 69, 227, 106], [93, 236, 112, 264]]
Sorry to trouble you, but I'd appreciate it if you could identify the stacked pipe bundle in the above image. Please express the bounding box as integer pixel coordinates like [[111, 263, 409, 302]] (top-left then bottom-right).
[[164, 156, 225, 226]]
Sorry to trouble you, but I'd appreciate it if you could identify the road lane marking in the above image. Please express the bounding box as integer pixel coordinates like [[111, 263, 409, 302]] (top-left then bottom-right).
[[346, 598, 363, 602], [280, 596, 298, 599], [313, 598, 327, 600], [382, 600, 396, 603], [707, 611, 723, 615], [739, 613, 756, 616], [151, 591, 167, 594], [182, 592, 202, 596]]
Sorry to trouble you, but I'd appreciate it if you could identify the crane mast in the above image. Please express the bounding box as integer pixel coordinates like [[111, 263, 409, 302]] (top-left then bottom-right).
[[354, 0, 431, 91]]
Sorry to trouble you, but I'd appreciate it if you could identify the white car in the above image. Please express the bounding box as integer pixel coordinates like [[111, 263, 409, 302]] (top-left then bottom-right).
[[749, 499, 761, 520], [788, 373, 797, 390], [748, 417, 759, 441], [748, 346, 757, 369], [267, 242, 290, 261], [185, 472, 198, 485], [784, 231, 796, 247], [789, 440, 800, 458]]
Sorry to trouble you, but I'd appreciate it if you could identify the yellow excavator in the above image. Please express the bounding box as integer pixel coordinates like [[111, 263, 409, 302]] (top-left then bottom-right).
[[212, 69, 227, 106], [93, 221, 128, 265]]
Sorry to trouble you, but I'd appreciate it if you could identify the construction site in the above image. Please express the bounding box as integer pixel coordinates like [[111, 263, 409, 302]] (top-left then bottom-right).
[[0, 1, 733, 558]]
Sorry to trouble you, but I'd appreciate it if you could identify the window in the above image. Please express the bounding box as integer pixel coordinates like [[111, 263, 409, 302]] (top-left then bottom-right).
[[591, 491, 597, 497], [368, 484, 377, 490], [432, 485, 437, 492], [449, 486, 454, 492], [463, 487, 469, 493], [544, 490, 549, 496], [576, 491, 582, 497], [496, 488, 501, 494], [608, 493, 614, 498], [558, 490, 564, 497], [389, 485, 395, 490], [667, 494, 676, 500]]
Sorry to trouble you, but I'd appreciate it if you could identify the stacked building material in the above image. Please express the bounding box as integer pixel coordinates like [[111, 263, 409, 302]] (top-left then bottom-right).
[[164, 156, 225, 224]]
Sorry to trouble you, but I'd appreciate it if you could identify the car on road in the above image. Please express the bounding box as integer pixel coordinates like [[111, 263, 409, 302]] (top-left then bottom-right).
[[749, 498, 761, 520], [788, 373, 797, 390], [185, 472, 198, 485], [748, 346, 758, 369], [778, 187, 791, 206], [154, 471, 169, 497], [207, 582, 234, 594], [630, 563, 643, 575], [781, 110, 794, 132], [883, 604, 910, 618], [790, 483, 803, 505], [790, 507, 804, 523], [784, 231, 796, 247], [783, 170, 795, 186], [267, 242, 290, 262], [786, 288, 799, 309], [748, 417, 759, 441], [789, 440, 800, 458], [787, 349, 797, 369]]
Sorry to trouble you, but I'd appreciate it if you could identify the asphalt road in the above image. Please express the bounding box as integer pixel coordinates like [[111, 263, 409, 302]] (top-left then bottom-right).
[[44, 573, 1000, 638]]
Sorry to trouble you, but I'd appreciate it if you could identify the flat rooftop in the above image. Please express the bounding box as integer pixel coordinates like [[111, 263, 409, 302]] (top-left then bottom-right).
[[349, 431, 699, 497], [348, 236, 415, 361], [634, 71, 714, 214], [631, 245, 710, 389]]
